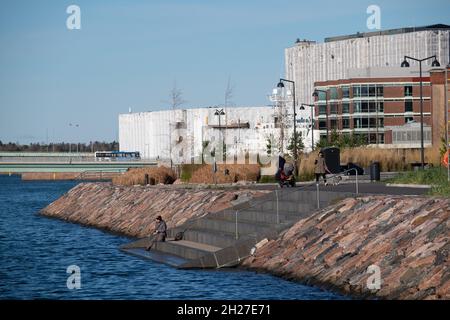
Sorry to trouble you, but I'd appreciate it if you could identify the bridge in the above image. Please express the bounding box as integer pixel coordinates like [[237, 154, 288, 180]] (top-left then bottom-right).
[[0, 152, 157, 175]]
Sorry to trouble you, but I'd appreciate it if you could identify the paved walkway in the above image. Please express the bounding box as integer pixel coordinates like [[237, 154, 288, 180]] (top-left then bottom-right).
[[241, 181, 429, 195], [299, 182, 429, 195]]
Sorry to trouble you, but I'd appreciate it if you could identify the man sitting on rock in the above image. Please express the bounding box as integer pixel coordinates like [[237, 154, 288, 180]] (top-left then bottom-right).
[[146, 215, 167, 250]]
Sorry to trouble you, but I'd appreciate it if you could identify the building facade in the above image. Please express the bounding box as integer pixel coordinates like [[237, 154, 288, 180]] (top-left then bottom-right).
[[312, 66, 450, 148], [119, 106, 317, 162], [285, 24, 450, 106]]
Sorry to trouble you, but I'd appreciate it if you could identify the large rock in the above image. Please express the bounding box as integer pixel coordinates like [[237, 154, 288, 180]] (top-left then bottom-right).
[[242, 195, 449, 300]]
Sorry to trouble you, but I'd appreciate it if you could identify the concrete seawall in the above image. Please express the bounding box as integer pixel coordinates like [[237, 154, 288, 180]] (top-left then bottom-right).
[[41, 182, 269, 238], [242, 195, 449, 300]]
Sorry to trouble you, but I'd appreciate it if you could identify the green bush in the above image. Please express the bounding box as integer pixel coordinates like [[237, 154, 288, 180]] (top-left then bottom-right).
[[388, 167, 450, 196]]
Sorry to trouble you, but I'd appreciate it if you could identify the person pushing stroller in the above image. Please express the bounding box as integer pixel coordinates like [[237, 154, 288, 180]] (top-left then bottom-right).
[[276, 156, 296, 188]]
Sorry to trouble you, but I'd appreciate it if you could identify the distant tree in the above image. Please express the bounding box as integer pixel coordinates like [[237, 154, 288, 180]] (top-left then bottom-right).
[[287, 131, 305, 158], [315, 130, 368, 150], [265, 134, 274, 156], [168, 81, 187, 110], [224, 77, 235, 107]]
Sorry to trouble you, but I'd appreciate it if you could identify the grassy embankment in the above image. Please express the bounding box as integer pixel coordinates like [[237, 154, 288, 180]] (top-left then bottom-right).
[[386, 167, 450, 196]]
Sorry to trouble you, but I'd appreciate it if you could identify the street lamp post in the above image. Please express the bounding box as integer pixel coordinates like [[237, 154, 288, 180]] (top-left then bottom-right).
[[301, 104, 315, 151], [277, 78, 298, 176], [69, 123, 80, 153], [69, 123, 79, 162], [214, 108, 226, 161], [401, 55, 440, 169], [312, 89, 329, 143]]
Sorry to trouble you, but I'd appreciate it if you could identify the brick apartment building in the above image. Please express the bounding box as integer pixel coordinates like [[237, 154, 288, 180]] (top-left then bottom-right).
[[312, 66, 450, 149]]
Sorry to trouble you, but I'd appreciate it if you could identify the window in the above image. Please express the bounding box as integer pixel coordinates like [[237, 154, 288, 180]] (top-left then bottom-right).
[[369, 85, 376, 97], [377, 102, 384, 112], [405, 116, 414, 123], [342, 86, 350, 98], [361, 85, 368, 97], [354, 101, 361, 113], [342, 103, 350, 114], [353, 118, 362, 128], [361, 101, 369, 113], [353, 86, 361, 98], [330, 119, 338, 129], [376, 86, 384, 97], [378, 118, 384, 127], [330, 87, 338, 100], [330, 104, 338, 114], [368, 133, 378, 144], [319, 120, 327, 129], [404, 85, 413, 97], [405, 100, 413, 112], [319, 105, 327, 115], [361, 118, 369, 128], [378, 133, 385, 144], [342, 118, 350, 129], [316, 91, 327, 101]]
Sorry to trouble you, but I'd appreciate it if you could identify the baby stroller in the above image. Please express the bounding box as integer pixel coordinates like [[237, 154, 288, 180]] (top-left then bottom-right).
[[275, 156, 296, 188]]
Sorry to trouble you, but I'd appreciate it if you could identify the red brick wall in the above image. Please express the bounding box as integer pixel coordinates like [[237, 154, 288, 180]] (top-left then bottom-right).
[[385, 101, 405, 113]]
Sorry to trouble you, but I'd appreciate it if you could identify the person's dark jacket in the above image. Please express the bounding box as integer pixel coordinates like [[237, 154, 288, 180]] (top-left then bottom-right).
[[155, 220, 167, 235]]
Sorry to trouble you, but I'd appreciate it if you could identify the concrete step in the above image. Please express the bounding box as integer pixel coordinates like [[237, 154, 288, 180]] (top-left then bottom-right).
[[121, 237, 222, 261], [252, 200, 319, 214], [167, 226, 240, 248], [273, 190, 354, 203], [211, 209, 304, 224], [151, 239, 222, 261], [191, 217, 280, 235], [121, 247, 190, 268]]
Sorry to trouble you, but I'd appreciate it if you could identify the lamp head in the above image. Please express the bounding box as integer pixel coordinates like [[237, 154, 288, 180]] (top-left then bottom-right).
[[277, 81, 284, 88], [401, 59, 410, 68], [431, 58, 440, 67]]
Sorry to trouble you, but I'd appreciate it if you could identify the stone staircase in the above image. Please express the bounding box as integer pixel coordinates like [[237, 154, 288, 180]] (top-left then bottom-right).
[[120, 188, 355, 269]]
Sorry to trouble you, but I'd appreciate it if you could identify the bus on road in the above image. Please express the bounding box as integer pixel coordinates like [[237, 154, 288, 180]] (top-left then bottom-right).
[[94, 151, 140, 161]]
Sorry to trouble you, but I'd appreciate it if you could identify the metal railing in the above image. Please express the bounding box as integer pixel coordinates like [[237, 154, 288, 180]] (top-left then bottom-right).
[[232, 167, 360, 240]]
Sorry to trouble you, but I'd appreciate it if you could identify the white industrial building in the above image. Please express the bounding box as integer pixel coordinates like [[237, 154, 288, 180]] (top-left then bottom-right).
[[119, 106, 318, 162], [286, 24, 450, 105]]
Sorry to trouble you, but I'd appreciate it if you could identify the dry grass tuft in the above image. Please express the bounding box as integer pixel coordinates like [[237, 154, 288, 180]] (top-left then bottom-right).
[[298, 146, 442, 180], [112, 166, 176, 186], [187, 164, 260, 184]]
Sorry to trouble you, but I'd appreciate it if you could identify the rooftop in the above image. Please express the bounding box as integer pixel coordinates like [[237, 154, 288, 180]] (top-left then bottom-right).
[[324, 24, 450, 43]]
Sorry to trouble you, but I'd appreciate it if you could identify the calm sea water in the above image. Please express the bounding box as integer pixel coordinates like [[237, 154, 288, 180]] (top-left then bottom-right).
[[0, 175, 345, 300]]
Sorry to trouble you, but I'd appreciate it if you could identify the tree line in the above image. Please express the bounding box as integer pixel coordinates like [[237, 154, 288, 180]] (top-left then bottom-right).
[[0, 141, 119, 152]]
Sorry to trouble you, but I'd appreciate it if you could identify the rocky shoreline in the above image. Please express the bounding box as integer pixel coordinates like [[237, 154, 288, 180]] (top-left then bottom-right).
[[242, 195, 449, 300], [41, 182, 269, 238]]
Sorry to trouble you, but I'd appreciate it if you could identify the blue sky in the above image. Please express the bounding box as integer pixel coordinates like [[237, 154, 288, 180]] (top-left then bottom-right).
[[0, 0, 449, 143]]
